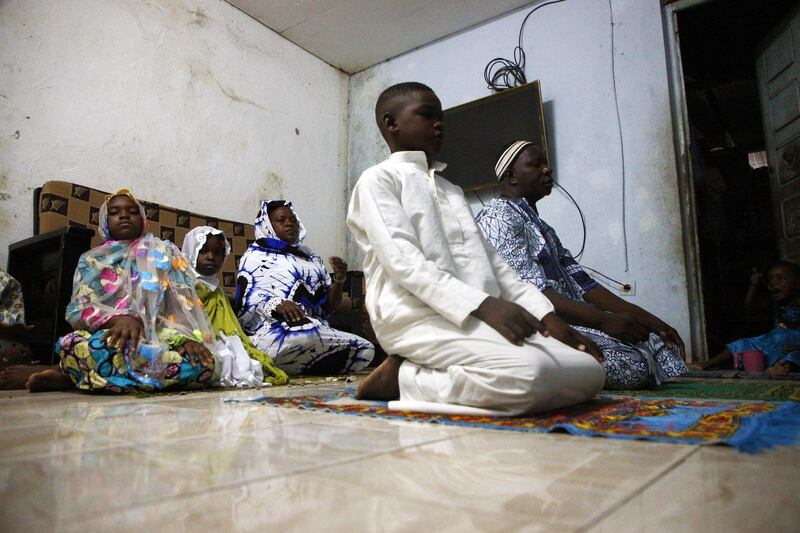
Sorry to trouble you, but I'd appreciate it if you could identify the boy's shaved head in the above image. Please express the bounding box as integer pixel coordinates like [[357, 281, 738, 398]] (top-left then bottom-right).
[[374, 82, 443, 156], [375, 82, 434, 130]]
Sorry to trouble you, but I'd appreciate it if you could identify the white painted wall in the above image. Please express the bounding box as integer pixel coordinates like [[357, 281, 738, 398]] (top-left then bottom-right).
[[0, 0, 693, 353], [347, 0, 692, 352], [0, 0, 349, 267]]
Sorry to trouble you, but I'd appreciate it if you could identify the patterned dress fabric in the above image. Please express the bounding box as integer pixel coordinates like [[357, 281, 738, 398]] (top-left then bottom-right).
[[237, 200, 374, 375], [0, 269, 25, 326], [726, 303, 800, 368], [0, 268, 33, 367], [55, 192, 218, 392], [476, 197, 688, 389]]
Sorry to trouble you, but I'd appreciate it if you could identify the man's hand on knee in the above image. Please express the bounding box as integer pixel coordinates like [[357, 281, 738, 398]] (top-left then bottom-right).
[[542, 313, 604, 363], [471, 296, 549, 346], [636, 313, 686, 359]]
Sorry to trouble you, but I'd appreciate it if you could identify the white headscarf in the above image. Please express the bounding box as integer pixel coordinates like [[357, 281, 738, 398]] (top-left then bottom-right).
[[253, 200, 307, 246], [182, 226, 231, 290]]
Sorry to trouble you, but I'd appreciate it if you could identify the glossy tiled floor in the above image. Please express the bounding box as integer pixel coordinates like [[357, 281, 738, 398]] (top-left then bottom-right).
[[1, 382, 797, 532]]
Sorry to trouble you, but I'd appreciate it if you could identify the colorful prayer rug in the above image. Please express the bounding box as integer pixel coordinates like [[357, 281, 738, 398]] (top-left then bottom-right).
[[684, 370, 800, 381], [242, 388, 800, 453], [620, 379, 800, 402]]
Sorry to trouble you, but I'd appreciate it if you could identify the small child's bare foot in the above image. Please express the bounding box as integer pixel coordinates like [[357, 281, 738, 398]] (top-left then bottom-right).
[[686, 363, 704, 371], [0, 365, 45, 390], [26, 368, 72, 392], [355, 354, 404, 401], [765, 362, 791, 377]]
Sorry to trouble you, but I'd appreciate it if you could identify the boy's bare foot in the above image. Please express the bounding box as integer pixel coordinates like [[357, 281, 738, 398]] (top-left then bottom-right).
[[355, 354, 404, 401], [0, 365, 45, 390], [26, 368, 72, 392]]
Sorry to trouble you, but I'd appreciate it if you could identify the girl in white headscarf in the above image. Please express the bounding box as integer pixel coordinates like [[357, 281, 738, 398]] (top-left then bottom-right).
[[182, 225, 288, 386], [236, 200, 374, 375]]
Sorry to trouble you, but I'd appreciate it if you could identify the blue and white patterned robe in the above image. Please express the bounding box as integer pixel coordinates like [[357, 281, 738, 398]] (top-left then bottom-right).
[[236, 201, 374, 375], [476, 197, 687, 389]]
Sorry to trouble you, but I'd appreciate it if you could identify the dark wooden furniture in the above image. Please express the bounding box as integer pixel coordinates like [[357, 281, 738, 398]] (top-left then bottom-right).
[[6, 226, 94, 363]]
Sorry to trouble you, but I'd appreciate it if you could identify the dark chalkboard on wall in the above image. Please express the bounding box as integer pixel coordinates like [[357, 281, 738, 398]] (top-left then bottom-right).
[[438, 81, 548, 192]]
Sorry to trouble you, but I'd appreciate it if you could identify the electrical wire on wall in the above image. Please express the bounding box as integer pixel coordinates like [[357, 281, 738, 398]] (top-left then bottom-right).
[[606, 0, 629, 272], [483, 0, 631, 273], [581, 265, 631, 291], [483, 0, 567, 91], [554, 181, 586, 260]]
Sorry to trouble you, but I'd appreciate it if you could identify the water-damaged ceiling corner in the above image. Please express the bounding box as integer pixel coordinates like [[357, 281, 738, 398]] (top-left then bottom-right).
[[224, 0, 533, 73]]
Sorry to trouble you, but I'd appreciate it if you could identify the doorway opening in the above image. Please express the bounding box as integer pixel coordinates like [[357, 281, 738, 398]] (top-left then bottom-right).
[[673, 0, 797, 356]]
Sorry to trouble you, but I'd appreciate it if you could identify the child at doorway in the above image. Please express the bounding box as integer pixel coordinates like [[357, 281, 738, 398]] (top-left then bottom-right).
[[691, 261, 800, 375]]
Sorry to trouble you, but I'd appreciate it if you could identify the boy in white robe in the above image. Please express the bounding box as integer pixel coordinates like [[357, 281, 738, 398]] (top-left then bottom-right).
[[346, 82, 606, 416]]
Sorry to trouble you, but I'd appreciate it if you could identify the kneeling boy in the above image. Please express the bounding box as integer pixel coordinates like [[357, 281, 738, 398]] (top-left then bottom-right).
[[347, 82, 605, 416]]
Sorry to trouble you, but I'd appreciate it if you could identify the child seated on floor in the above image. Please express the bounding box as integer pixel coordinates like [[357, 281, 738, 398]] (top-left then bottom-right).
[[0, 269, 34, 371], [2, 189, 219, 392], [691, 261, 800, 375], [0, 268, 38, 390], [346, 82, 605, 416], [181, 225, 289, 386], [0, 269, 39, 389]]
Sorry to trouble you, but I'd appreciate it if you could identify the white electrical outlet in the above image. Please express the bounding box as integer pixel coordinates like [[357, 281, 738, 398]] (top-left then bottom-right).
[[617, 281, 636, 296]]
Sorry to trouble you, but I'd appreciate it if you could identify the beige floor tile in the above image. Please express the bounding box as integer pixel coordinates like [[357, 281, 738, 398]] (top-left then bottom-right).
[[0, 404, 77, 430], [0, 380, 339, 408], [140, 419, 454, 490], [134, 384, 337, 404], [0, 386, 331, 434], [307, 410, 471, 437], [0, 398, 206, 434], [307, 430, 696, 529], [62, 401, 323, 444], [0, 422, 129, 462], [0, 445, 205, 524], [0, 389, 139, 407], [61, 471, 554, 533], [589, 445, 800, 533], [0, 390, 80, 404], [145, 387, 343, 409], [2, 384, 796, 532]]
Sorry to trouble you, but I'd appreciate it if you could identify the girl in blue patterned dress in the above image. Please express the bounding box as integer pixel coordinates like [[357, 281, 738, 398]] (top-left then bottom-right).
[[476, 141, 688, 389], [236, 200, 374, 375], [695, 261, 800, 375]]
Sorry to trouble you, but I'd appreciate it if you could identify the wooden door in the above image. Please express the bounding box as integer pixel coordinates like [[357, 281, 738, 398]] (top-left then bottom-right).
[[756, 4, 800, 262]]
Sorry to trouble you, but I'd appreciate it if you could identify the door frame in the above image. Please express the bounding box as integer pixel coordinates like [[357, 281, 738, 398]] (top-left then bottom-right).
[[661, 0, 715, 361], [754, 2, 800, 263]]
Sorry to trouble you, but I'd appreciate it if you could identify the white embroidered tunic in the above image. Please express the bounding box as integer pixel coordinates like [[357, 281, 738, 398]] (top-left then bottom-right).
[[347, 151, 605, 416], [347, 151, 554, 334]]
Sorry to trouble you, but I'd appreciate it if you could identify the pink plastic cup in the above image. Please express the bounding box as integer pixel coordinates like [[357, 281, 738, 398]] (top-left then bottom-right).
[[735, 350, 766, 373]]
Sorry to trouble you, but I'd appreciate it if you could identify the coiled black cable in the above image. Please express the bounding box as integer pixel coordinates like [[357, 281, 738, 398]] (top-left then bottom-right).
[[483, 0, 568, 91]]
